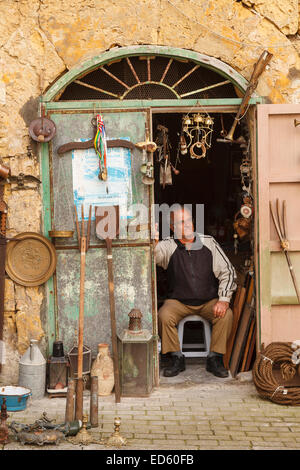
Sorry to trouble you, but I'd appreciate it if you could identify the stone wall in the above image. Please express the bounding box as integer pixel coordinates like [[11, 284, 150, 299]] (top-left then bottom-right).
[[0, 0, 299, 384]]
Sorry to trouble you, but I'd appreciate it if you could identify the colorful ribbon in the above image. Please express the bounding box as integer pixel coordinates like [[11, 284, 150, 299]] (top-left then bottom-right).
[[94, 114, 107, 180]]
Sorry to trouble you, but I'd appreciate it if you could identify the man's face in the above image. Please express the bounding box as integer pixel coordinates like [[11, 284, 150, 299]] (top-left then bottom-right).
[[171, 208, 195, 240]]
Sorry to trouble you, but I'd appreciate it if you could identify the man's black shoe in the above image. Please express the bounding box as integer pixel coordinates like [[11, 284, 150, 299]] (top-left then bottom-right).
[[163, 355, 186, 377], [206, 355, 229, 378]]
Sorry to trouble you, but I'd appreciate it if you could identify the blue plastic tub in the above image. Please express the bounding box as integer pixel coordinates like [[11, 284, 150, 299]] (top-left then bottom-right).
[[0, 386, 31, 411]]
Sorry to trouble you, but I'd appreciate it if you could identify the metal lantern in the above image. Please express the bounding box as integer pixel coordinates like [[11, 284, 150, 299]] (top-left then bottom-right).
[[118, 309, 153, 397], [47, 341, 69, 392], [68, 344, 92, 378]]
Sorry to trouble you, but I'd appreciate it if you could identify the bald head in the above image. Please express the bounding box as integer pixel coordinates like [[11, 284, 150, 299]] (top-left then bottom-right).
[[170, 205, 195, 241]]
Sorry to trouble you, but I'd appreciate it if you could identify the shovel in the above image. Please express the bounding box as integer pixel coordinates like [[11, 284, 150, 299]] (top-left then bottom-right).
[[95, 205, 121, 403]]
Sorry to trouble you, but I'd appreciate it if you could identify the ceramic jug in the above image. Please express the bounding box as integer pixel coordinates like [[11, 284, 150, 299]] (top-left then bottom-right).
[[91, 343, 114, 396]]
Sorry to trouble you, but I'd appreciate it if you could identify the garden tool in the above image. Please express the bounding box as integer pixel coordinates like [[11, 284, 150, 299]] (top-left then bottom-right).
[[224, 50, 272, 142], [95, 205, 121, 403], [74, 204, 92, 420], [270, 198, 300, 303]]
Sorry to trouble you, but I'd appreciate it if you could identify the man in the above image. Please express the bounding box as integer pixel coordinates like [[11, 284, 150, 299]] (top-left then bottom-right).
[[154, 205, 237, 378]]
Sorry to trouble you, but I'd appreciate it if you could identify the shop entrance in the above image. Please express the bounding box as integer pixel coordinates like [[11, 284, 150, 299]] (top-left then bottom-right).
[[152, 110, 256, 380]]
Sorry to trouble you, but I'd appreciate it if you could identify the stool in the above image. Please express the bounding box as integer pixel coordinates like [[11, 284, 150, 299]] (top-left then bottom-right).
[[178, 315, 211, 357]]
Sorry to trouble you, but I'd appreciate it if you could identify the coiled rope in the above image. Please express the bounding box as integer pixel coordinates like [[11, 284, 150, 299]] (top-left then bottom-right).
[[252, 342, 300, 405]]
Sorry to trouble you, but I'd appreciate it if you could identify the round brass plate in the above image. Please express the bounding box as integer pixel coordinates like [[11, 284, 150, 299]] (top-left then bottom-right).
[[6, 232, 57, 287]]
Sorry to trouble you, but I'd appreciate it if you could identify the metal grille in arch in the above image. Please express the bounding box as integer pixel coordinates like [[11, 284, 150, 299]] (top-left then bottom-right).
[[58, 55, 237, 101]]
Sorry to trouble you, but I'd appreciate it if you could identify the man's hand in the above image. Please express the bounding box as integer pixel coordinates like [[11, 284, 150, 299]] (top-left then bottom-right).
[[213, 300, 229, 318]]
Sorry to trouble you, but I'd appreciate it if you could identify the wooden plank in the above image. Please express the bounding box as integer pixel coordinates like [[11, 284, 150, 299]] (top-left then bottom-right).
[[244, 322, 256, 371], [223, 286, 243, 369], [44, 98, 260, 111], [240, 317, 255, 372], [229, 276, 254, 377]]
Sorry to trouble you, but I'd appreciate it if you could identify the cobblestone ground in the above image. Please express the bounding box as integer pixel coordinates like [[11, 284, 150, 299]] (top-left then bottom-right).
[[2, 362, 300, 451]]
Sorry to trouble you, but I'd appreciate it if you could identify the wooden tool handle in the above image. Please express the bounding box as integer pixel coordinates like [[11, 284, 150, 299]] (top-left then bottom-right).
[[106, 240, 121, 403]]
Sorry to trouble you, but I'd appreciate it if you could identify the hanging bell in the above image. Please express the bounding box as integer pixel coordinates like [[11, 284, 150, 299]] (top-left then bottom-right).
[[193, 114, 204, 124], [205, 116, 214, 126], [183, 115, 192, 126]]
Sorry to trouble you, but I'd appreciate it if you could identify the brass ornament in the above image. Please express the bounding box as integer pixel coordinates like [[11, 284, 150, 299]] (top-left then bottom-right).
[[68, 414, 95, 446], [104, 417, 127, 448], [6, 232, 57, 287], [48, 230, 74, 238]]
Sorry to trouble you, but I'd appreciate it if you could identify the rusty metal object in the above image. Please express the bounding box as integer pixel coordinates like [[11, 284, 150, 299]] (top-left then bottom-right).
[[90, 376, 98, 428], [5, 232, 57, 287], [128, 309, 143, 333], [0, 398, 9, 445], [29, 117, 56, 143], [15, 429, 65, 446], [0, 173, 41, 191], [270, 199, 300, 303], [0, 163, 10, 179], [0, 184, 7, 374], [57, 118, 135, 155], [65, 378, 76, 423]]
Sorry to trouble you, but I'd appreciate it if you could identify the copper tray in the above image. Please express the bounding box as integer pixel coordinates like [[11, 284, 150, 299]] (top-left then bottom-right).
[[6, 232, 57, 287]]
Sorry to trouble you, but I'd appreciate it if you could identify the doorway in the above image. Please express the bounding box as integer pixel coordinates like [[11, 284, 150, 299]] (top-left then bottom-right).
[[152, 110, 256, 382]]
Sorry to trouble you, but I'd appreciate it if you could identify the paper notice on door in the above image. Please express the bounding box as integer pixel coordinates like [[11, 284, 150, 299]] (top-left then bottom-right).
[[72, 138, 132, 221]]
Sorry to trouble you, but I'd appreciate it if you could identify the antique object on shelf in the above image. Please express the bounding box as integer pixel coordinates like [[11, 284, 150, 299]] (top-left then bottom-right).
[[5, 232, 57, 287], [72, 204, 92, 421], [91, 343, 114, 396], [29, 117, 56, 143], [48, 230, 74, 238], [95, 205, 121, 403], [105, 417, 127, 448], [19, 339, 46, 400], [47, 340, 68, 396], [270, 198, 300, 303], [224, 50, 272, 142], [0, 398, 9, 445], [118, 309, 153, 397]]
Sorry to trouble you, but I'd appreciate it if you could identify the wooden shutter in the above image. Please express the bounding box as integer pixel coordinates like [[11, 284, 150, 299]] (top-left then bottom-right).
[[257, 104, 300, 346]]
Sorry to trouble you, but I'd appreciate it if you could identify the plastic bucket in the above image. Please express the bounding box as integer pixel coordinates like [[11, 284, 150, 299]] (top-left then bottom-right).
[[0, 386, 31, 411]]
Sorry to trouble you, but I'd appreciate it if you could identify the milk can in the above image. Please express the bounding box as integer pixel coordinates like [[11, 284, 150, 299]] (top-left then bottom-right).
[[19, 339, 46, 399]]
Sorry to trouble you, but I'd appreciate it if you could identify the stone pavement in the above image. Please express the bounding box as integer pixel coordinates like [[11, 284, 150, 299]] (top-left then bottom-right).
[[2, 359, 300, 451]]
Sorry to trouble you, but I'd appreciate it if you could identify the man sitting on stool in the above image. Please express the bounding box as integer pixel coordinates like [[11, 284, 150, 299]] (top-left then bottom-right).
[[154, 205, 237, 378]]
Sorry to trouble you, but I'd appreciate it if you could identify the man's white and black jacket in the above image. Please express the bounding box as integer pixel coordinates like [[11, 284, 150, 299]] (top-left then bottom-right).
[[155, 233, 237, 305]]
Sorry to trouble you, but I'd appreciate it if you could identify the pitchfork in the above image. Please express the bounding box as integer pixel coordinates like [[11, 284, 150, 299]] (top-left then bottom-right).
[[74, 204, 92, 420], [269, 198, 300, 303]]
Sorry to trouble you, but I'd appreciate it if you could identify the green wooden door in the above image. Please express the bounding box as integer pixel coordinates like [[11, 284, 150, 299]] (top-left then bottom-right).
[[43, 109, 156, 359]]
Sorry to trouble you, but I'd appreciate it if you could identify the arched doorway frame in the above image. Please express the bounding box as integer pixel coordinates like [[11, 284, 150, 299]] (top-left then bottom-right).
[[41, 45, 262, 366]]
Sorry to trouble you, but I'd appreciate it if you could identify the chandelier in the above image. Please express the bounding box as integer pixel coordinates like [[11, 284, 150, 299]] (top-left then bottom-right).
[[181, 113, 214, 159]]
